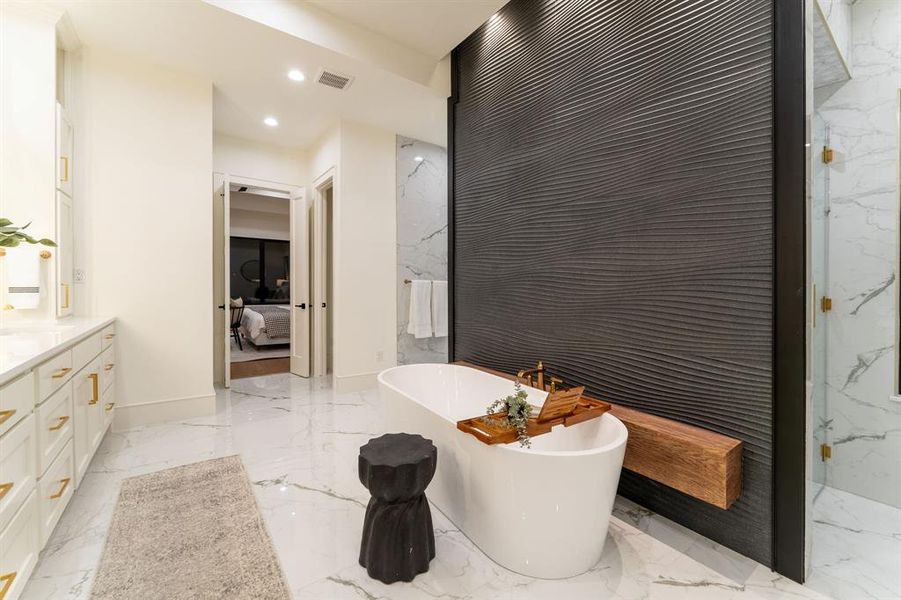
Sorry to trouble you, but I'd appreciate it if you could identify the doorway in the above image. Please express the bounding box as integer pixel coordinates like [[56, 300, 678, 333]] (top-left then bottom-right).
[[312, 170, 335, 377], [213, 175, 309, 386]]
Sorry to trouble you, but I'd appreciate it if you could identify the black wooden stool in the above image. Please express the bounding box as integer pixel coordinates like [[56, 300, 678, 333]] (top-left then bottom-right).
[[358, 433, 437, 583]]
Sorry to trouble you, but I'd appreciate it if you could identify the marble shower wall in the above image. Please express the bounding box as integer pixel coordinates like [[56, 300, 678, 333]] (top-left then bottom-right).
[[396, 136, 448, 364], [817, 0, 853, 71], [816, 0, 900, 507]]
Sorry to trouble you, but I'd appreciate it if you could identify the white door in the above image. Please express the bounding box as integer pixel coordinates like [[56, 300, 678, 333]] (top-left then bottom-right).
[[221, 180, 231, 387], [290, 190, 310, 377], [56, 103, 73, 197], [312, 188, 325, 376], [56, 192, 73, 317]]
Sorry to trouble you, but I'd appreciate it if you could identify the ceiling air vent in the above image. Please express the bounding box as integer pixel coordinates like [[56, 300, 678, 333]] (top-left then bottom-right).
[[316, 68, 354, 91]]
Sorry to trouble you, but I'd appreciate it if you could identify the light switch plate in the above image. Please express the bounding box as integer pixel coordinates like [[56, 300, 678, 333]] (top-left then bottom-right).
[[74, 268, 86, 283]]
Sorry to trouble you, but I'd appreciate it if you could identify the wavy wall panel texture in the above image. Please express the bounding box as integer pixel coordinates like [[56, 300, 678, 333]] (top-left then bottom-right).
[[452, 0, 774, 564]]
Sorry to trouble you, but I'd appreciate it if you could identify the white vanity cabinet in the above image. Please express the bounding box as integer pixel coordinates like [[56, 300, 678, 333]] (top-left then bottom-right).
[[0, 318, 115, 600]]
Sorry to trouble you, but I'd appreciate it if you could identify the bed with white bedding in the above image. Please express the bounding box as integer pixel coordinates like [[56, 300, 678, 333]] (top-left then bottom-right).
[[240, 305, 290, 346]]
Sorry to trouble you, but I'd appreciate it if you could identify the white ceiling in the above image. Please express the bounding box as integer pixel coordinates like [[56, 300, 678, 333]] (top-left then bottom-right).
[[307, 0, 508, 59], [57, 0, 505, 149]]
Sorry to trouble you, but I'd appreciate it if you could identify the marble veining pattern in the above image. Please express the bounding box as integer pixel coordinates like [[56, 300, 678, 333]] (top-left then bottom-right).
[[19, 373, 890, 599], [816, 0, 901, 508], [396, 135, 448, 365], [817, 0, 853, 71], [805, 484, 901, 599], [813, 4, 852, 96]]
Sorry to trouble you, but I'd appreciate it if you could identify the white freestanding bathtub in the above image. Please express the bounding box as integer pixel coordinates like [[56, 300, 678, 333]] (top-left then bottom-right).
[[377, 363, 628, 579]]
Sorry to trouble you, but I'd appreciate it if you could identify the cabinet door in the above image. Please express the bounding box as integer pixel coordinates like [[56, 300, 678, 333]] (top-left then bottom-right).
[[56, 192, 73, 317], [56, 104, 73, 196], [0, 491, 39, 600], [72, 360, 100, 487]]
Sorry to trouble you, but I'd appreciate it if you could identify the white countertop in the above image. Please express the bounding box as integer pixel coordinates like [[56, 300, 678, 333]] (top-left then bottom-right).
[[0, 317, 115, 387]]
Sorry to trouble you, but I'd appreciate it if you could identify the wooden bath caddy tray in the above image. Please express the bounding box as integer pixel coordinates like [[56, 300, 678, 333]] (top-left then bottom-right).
[[453, 361, 743, 510], [456, 387, 612, 445]]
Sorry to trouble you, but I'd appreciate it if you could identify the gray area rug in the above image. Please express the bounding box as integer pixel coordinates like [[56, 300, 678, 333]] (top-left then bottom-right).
[[91, 455, 290, 599]]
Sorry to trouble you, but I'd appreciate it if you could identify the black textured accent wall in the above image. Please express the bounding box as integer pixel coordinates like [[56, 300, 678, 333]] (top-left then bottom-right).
[[452, 0, 775, 564]]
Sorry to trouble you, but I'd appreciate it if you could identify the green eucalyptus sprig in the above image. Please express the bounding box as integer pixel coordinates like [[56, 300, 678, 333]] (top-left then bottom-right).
[[485, 380, 533, 448], [0, 219, 56, 248]]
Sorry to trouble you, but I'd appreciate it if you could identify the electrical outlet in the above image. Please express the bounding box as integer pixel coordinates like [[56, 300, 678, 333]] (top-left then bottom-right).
[[74, 269, 86, 283]]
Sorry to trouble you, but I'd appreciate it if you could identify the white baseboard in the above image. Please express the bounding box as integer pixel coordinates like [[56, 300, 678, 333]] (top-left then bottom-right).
[[334, 372, 379, 393], [112, 392, 216, 431]]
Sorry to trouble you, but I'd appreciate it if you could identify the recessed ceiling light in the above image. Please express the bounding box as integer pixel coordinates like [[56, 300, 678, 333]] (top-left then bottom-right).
[[263, 116, 279, 127], [414, 156, 424, 162], [287, 69, 305, 82]]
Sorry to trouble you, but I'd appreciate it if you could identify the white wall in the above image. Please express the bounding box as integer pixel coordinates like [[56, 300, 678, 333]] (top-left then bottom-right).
[[230, 193, 290, 240], [304, 121, 397, 390], [75, 47, 214, 428], [0, 4, 59, 321], [333, 120, 397, 390], [213, 132, 306, 186]]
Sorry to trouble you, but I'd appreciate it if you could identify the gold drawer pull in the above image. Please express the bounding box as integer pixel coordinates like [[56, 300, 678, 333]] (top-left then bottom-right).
[[104, 333, 115, 340], [49, 415, 70, 431], [104, 363, 114, 371], [0, 482, 12, 502], [0, 571, 16, 600], [89, 373, 99, 405], [0, 409, 15, 426], [49, 477, 71, 500], [51, 367, 72, 379], [105, 402, 115, 412], [61, 283, 70, 309], [60, 155, 69, 182]]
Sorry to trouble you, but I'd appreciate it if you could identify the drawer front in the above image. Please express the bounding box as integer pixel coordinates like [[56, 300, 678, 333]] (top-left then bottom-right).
[[36, 350, 73, 403], [38, 440, 74, 547], [0, 373, 34, 438], [0, 490, 39, 600], [36, 383, 73, 476], [102, 385, 115, 432], [100, 324, 116, 351], [0, 415, 37, 534], [72, 333, 102, 374], [100, 346, 115, 393], [72, 360, 101, 488]]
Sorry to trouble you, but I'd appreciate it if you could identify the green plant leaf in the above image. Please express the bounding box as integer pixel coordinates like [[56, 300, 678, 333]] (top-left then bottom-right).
[[0, 237, 20, 247], [0, 218, 11, 227], [38, 238, 57, 247]]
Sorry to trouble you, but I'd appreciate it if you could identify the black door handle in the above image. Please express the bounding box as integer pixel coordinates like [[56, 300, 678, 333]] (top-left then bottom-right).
[[322, 302, 327, 308], [295, 303, 306, 309], [217, 305, 225, 310]]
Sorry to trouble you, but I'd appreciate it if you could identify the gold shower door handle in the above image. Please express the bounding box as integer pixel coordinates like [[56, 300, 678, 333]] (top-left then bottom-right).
[[49, 477, 70, 500], [0, 572, 16, 600], [0, 409, 15, 426], [0, 482, 13, 501], [88, 373, 99, 404], [49, 415, 70, 431]]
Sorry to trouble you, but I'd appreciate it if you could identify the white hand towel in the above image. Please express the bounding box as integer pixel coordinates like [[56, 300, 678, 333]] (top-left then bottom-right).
[[6, 246, 41, 309], [431, 280, 448, 338], [407, 279, 432, 339]]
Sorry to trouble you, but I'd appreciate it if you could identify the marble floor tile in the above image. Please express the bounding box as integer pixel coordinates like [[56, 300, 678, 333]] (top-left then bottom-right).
[[18, 373, 891, 599], [805, 485, 901, 600]]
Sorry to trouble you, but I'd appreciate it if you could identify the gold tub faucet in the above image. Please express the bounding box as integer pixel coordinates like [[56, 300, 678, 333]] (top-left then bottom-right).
[[517, 361, 545, 390]]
